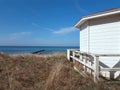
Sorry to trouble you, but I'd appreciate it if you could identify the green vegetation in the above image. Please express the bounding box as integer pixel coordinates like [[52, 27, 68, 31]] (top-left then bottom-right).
[[0, 53, 120, 90]]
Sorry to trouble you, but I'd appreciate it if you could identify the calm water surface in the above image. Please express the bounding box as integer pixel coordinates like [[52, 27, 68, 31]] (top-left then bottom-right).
[[0, 46, 79, 54]]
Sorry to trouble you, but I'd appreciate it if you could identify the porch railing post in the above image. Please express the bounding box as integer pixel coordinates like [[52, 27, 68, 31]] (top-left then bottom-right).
[[67, 49, 70, 60], [94, 55, 99, 83]]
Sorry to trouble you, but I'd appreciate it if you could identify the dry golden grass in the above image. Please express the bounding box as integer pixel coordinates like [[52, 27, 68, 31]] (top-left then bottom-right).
[[0, 53, 120, 90]]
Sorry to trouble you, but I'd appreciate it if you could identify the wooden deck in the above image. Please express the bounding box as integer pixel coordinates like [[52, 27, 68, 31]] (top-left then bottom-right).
[[67, 49, 120, 83]]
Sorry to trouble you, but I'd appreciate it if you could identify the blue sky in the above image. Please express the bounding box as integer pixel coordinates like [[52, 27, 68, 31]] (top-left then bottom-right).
[[0, 0, 119, 46]]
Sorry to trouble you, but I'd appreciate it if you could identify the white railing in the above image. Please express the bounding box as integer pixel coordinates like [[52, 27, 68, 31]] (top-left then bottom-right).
[[67, 49, 120, 83]]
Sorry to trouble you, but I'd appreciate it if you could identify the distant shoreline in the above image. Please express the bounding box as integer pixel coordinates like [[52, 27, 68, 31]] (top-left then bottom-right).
[[0, 46, 79, 54], [0, 45, 79, 47]]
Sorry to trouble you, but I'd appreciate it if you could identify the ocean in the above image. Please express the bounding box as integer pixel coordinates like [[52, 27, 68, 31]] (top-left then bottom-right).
[[0, 46, 79, 54]]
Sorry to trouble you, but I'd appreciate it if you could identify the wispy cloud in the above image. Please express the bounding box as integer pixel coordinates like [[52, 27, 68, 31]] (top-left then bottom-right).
[[32, 22, 40, 27], [74, 1, 89, 14], [9, 32, 31, 40], [52, 27, 76, 34], [32, 23, 54, 32], [32, 22, 44, 29], [31, 23, 76, 34]]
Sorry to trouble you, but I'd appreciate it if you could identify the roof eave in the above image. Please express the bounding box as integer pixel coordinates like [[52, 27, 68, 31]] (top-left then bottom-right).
[[75, 10, 120, 28]]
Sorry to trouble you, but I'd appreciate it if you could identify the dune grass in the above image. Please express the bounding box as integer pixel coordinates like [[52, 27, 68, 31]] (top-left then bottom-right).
[[0, 53, 120, 90]]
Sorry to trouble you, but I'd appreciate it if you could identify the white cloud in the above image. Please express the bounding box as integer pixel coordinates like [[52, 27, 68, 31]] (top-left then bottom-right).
[[32, 23, 43, 29], [74, 0, 89, 14], [53, 27, 76, 34], [10, 32, 31, 40], [32, 22, 40, 27], [11, 32, 31, 36]]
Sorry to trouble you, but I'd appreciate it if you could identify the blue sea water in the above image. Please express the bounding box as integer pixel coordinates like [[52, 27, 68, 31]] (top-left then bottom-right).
[[0, 46, 79, 54]]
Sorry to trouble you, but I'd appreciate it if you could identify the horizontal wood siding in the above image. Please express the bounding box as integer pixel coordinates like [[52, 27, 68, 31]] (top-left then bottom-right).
[[80, 22, 89, 52], [89, 14, 120, 68], [89, 14, 120, 54]]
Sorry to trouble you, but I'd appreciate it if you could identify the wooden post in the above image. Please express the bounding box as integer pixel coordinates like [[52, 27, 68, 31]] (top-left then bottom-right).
[[73, 51, 75, 63], [94, 56, 99, 83], [80, 54, 82, 60], [79, 53, 84, 71], [82, 53, 87, 72], [67, 49, 70, 60], [73, 51, 75, 58]]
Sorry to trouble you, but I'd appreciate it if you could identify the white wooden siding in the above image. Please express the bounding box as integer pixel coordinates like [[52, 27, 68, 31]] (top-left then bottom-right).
[[89, 15, 120, 68], [80, 22, 89, 52], [89, 15, 120, 54], [90, 21, 120, 54], [80, 14, 120, 70]]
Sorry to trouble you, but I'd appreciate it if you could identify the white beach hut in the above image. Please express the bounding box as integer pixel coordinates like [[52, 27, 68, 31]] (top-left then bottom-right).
[[75, 8, 120, 80], [75, 8, 120, 54], [67, 9, 120, 81]]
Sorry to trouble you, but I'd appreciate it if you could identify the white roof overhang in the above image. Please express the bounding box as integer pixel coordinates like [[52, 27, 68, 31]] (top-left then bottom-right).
[[75, 10, 120, 28]]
